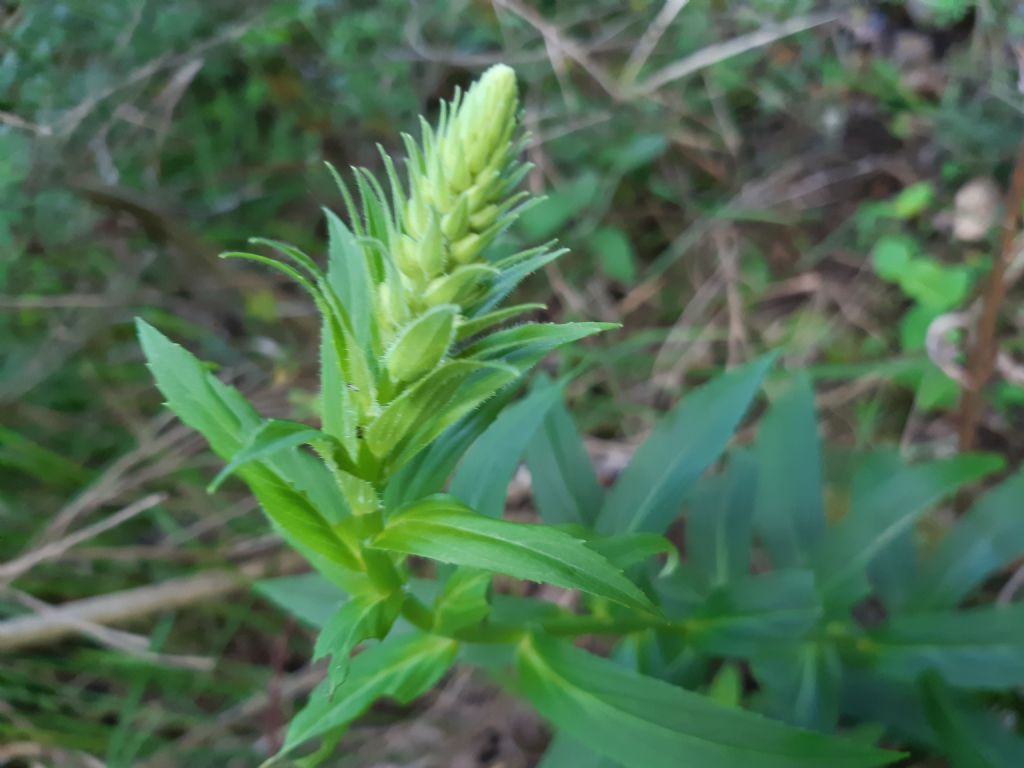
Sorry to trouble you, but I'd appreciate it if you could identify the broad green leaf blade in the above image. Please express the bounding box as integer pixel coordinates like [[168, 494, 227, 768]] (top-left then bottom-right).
[[245, 472, 362, 571], [371, 496, 655, 612], [753, 374, 825, 568], [365, 360, 505, 459], [314, 594, 400, 694], [686, 450, 757, 590], [254, 574, 353, 629], [517, 636, 898, 768], [208, 419, 345, 492], [752, 643, 841, 732], [450, 379, 563, 518], [525, 392, 603, 526], [811, 454, 1003, 608], [282, 632, 457, 755], [684, 570, 822, 657], [907, 468, 1024, 610], [539, 733, 621, 768], [597, 355, 775, 535], [432, 567, 492, 635], [864, 604, 1024, 689]]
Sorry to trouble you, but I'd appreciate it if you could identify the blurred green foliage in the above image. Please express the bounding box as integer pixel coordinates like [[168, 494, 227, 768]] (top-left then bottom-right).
[[3, 0, 1024, 764]]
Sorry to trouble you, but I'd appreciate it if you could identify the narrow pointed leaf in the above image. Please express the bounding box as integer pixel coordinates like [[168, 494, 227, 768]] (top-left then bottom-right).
[[460, 322, 616, 363], [208, 420, 347, 492], [517, 636, 899, 768], [597, 355, 775, 535], [450, 379, 563, 518], [433, 568, 492, 635], [684, 570, 822, 656], [282, 632, 457, 755], [525, 393, 603, 526], [864, 604, 1024, 689], [753, 374, 824, 568], [687, 450, 758, 590], [907, 468, 1024, 610], [371, 496, 655, 612], [314, 594, 400, 695], [812, 454, 1003, 608]]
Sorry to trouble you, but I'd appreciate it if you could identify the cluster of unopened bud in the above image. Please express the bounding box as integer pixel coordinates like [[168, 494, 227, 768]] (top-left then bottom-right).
[[377, 64, 526, 388]]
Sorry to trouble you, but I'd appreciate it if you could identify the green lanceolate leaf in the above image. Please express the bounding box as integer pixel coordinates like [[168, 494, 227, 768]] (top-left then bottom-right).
[[384, 303, 457, 384], [864, 604, 1024, 689], [371, 495, 656, 613], [684, 570, 822, 656], [383, 387, 518, 509], [455, 303, 545, 342], [752, 642, 842, 732], [432, 567, 492, 635], [136, 319, 259, 458], [538, 733, 620, 768], [812, 454, 1003, 608], [245, 471, 362, 572], [281, 632, 458, 756], [460, 321, 616, 365], [324, 208, 375, 353], [585, 532, 678, 576], [382, 361, 522, 475], [364, 359, 508, 459], [449, 379, 563, 518], [753, 373, 825, 568], [906, 468, 1024, 610], [525, 391, 603, 527], [517, 635, 898, 768], [208, 419, 350, 492], [314, 593, 402, 694], [686, 450, 758, 591], [138, 320, 360, 580], [597, 355, 775, 536]]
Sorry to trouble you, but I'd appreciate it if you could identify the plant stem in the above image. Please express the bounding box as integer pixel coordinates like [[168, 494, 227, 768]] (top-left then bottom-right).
[[957, 141, 1024, 453]]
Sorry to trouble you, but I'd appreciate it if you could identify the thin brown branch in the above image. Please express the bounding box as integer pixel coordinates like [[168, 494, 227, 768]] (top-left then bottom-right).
[[0, 552, 304, 652], [957, 142, 1024, 452]]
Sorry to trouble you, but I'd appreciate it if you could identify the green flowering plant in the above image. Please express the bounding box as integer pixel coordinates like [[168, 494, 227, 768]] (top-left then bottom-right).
[[138, 66, 901, 765]]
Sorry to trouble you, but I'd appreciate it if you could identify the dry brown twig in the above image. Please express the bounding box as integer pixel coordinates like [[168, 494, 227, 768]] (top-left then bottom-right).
[[0, 492, 166, 585], [0, 552, 304, 653]]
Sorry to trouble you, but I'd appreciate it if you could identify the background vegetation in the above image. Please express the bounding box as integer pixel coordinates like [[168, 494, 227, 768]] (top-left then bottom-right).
[[3, 1, 1024, 765]]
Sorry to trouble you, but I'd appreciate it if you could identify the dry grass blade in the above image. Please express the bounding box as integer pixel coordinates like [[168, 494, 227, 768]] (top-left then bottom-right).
[[0, 493, 166, 585], [631, 12, 840, 97]]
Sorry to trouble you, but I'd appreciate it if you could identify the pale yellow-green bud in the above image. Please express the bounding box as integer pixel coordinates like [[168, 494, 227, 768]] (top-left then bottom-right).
[[419, 210, 446, 278], [441, 194, 470, 241], [450, 233, 483, 265], [384, 303, 457, 384]]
